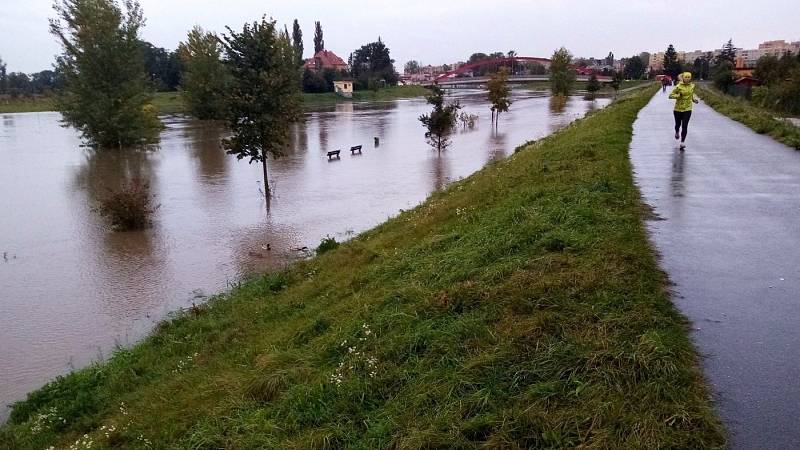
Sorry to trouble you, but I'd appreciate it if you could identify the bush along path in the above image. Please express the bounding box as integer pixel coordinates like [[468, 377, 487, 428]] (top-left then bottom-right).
[[697, 85, 800, 149], [0, 86, 725, 449]]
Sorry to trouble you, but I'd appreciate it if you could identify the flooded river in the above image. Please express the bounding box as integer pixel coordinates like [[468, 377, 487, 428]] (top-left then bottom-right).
[[0, 90, 608, 419]]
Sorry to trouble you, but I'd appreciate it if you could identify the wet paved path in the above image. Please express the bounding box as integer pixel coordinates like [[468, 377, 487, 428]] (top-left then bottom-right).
[[630, 91, 800, 449]]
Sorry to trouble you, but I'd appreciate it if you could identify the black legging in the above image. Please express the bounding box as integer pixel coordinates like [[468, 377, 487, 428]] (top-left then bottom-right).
[[674, 110, 692, 142]]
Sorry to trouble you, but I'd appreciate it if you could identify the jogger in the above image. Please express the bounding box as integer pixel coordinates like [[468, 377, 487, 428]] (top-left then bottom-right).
[[668, 72, 699, 150], [673, 110, 692, 142]]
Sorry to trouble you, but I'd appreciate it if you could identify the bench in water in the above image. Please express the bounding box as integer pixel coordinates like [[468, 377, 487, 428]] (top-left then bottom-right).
[[327, 150, 341, 160], [350, 145, 362, 154]]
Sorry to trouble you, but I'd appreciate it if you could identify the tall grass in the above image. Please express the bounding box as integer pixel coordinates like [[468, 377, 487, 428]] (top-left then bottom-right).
[[0, 86, 725, 449], [698, 85, 800, 149]]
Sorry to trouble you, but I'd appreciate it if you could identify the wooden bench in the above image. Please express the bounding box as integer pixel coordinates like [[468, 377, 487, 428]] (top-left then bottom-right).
[[327, 150, 341, 160], [350, 145, 362, 154]]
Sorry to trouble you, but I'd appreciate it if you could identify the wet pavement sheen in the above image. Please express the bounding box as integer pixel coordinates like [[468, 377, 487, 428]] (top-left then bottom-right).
[[630, 91, 800, 449]]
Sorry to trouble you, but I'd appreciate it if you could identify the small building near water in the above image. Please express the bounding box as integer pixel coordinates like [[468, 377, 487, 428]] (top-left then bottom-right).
[[333, 80, 353, 98]]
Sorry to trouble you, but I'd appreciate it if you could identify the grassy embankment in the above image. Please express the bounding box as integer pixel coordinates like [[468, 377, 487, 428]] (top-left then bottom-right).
[[697, 85, 800, 149], [0, 86, 725, 449], [0, 86, 429, 115]]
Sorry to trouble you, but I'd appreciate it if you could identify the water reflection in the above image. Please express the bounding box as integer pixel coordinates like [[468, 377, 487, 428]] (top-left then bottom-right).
[[671, 149, 686, 198], [0, 92, 610, 421], [487, 128, 508, 162], [71, 148, 159, 204], [430, 154, 451, 191], [184, 121, 229, 183], [549, 95, 568, 114]]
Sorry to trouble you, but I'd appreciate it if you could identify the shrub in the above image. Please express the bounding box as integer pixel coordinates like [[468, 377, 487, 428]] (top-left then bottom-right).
[[97, 179, 157, 230], [316, 235, 339, 254]]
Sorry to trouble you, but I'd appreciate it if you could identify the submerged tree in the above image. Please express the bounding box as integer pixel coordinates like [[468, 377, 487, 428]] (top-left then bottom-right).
[[585, 73, 601, 99], [550, 47, 576, 96], [487, 67, 512, 126], [419, 86, 460, 153], [221, 16, 301, 198], [178, 26, 231, 120], [49, 0, 160, 148]]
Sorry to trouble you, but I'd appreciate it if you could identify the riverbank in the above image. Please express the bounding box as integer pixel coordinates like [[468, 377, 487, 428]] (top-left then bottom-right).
[[697, 85, 800, 149], [0, 86, 429, 115], [0, 86, 724, 449]]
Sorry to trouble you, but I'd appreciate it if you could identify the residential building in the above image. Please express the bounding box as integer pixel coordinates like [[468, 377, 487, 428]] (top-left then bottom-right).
[[304, 50, 348, 73], [648, 39, 799, 72], [333, 80, 353, 98]]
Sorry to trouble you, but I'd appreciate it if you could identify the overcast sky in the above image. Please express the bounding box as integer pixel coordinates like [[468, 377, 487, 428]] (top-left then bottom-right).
[[1, 0, 798, 73]]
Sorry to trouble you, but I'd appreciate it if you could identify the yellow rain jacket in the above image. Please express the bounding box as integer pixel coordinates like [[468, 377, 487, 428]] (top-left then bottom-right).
[[669, 73, 696, 112]]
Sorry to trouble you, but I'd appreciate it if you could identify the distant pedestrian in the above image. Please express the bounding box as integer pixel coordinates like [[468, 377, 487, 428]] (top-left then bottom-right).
[[669, 72, 699, 150], [661, 77, 671, 92]]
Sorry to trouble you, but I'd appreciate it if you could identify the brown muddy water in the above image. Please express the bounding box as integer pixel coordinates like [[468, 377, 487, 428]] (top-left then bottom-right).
[[0, 91, 608, 419]]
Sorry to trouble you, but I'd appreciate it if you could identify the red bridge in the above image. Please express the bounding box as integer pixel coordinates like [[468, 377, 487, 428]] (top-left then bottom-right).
[[433, 55, 611, 85]]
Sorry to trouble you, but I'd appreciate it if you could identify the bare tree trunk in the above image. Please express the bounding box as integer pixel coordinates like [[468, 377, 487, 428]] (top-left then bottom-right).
[[261, 149, 270, 200]]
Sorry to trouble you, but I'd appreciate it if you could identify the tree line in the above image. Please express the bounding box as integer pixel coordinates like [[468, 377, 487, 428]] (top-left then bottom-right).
[[0, 41, 183, 99], [42, 0, 400, 203]]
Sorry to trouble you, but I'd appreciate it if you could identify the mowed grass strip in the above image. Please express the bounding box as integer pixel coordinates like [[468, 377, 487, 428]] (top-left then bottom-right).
[[0, 86, 725, 449], [697, 85, 800, 149]]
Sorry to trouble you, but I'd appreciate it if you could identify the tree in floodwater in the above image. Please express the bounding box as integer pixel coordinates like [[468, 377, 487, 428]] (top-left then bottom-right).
[[221, 16, 301, 199], [178, 26, 231, 120], [550, 47, 576, 96], [585, 73, 601, 99], [487, 67, 511, 126], [49, 0, 160, 148], [419, 85, 460, 153]]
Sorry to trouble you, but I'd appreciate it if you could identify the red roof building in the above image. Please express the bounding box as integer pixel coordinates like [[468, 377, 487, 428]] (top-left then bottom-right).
[[304, 50, 348, 72]]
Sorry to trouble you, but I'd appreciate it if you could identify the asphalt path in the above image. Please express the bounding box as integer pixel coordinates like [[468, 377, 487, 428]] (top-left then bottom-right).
[[630, 91, 800, 449]]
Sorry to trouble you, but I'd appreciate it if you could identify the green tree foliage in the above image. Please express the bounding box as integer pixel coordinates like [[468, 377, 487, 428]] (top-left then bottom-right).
[[0, 69, 59, 97], [487, 67, 511, 125], [31, 70, 58, 94], [221, 16, 301, 197], [302, 68, 328, 93], [50, 0, 160, 148], [6, 72, 32, 97], [623, 55, 646, 79], [639, 52, 651, 69], [586, 73, 601, 99], [178, 26, 231, 120], [526, 61, 546, 75], [0, 56, 7, 94], [550, 47, 576, 96], [404, 60, 421, 74], [712, 60, 735, 93], [418, 85, 460, 152], [292, 19, 304, 67], [717, 39, 737, 65], [313, 21, 324, 54], [610, 70, 624, 96], [663, 44, 682, 78], [349, 38, 398, 89], [752, 52, 800, 114], [140, 41, 182, 91]]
